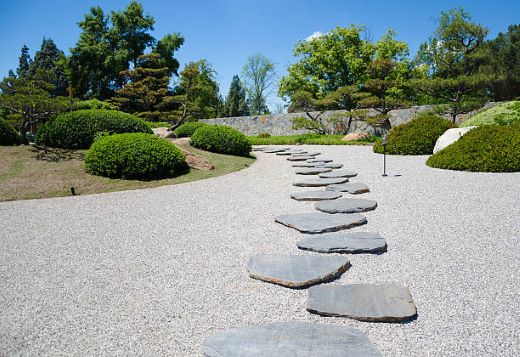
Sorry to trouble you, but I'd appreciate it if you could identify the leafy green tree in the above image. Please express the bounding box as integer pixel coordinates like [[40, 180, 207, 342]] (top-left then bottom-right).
[[223, 75, 249, 117], [154, 33, 185, 76], [28, 38, 68, 96], [16, 45, 32, 79], [242, 54, 276, 115]]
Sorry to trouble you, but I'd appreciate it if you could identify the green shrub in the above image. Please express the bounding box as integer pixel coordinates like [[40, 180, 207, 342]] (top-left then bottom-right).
[[373, 114, 456, 155], [191, 125, 251, 156], [85, 133, 186, 179], [174, 122, 208, 137], [0, 117, 19, 145], [257, 132, 271, 138], [461, 101, 520, 127], [426, 125, 520, 172], [74, 99, 118, 111], [36, 109, 152, 149], [145, 121, 170, 129]]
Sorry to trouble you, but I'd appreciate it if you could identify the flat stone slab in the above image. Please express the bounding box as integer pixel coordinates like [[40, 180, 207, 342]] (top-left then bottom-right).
[[293, 151, 320, 156], [247, 254, 351, 288], [262, 148, 289, 153], [276, 150, 307, 156], [293, 178, 349, 187], [296, 232, 387, 254], [316, 163, 343, 169], [290, 190, 342, 201], [295, 167, 333, 175], [275, 212, 367, 234], [292, 163, 323, 168], [287, 155, 315, 161], [315, 198, 377, 214], [327, 182, 370, 194], [202, 321, 382, 357], [307, 284, 418, 322], [319, 170, 358, 178], [307, 158, 333, 163]]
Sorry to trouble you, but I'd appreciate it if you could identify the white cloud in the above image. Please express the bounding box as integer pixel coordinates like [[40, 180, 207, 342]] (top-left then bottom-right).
[[305, 31, 323, 42]]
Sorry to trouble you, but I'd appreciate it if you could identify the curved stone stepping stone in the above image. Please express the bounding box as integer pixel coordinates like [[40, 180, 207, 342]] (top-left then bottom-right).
[[275, 212, 367, 234], [292, 163, 323, 168], [296, 232, 387, 254], [307, 284, 417, 322], [293, 151, 320, 156], [295, 167, 333, 175], [327, 182, 370, 194], [316, 163, 344, 169], [287, 155, 315, 161], [307, 158, 333, 163], [262, 148, 289, 153], [293, 178, 349, 187], [247, 254, 351, 288], [276, 150, 307, 156], [319, 170, 357, 178], [315, 198, 377, 214], [291, 190, 342, 201], [202, 321, 382, 357]]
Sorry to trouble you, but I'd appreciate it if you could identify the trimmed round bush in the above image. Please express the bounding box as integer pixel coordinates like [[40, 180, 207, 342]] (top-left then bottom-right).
[[174, 122, 208, 137], [461, 101, 520, 127], [36, 109, 152, 149], [373, 114, 456, 155], [85, 133, 186, 179], [0, 118, 19, 145], [426, 125, 520, 172], [190, 125, 251, 156]]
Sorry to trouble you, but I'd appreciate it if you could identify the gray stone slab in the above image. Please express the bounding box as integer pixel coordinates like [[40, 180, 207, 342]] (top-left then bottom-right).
[[293, 151, 321, 156], [307, 284, 418, 322], [292, 163, 323, 168], [276, 150, 307, 156], [287, 155, 315, 161], [247, 254, 351, 288], [202, 321, 382, 357], [319, 170, 358, 178], [307, 158, 333, 163], [296, 232, 387, 254], [316, 163, 344, 169], [275, 212, 367, 234], [293, 178, 349, 187], [262, 148, 289, 153], [290, 190, 342, 201], [295, 168, 333, 175], [315, 198, 377, 214], [326, 182, 370, 194]]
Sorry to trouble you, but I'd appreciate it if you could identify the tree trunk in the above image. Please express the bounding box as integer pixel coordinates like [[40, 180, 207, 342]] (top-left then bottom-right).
[[19, 121, 30, 145]]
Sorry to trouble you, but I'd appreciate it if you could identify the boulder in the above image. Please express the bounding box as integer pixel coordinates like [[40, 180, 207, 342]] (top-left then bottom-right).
[[433, 126, 477, 153], [341, 132, 370, 142]]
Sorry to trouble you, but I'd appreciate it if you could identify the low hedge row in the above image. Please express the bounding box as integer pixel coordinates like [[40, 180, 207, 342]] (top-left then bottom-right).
[[190, 125, 251, 156], [174, 122, 208, 137]]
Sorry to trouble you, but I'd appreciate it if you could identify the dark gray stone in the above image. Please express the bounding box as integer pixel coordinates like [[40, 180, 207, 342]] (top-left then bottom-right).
[[327, 182, 370, 194], [295, 167, 333, 175], [290, 190, 342, 201], [316, 163, 344, 169], [293, 151, 320, 156], [202, 321, 382, 357], [307, 284, 418, 322], [307, 158, 333, 163], [296, 232, 387, 254], [276, 150, 307, 156], [319, 170, 358, 178], [262, 148, 289, 153], [293, 178, 349, 187], [247, 254, 351, 288], [287, 155, 315, 161], [275, 212, 367, 234], [315, 198, 377, 214]]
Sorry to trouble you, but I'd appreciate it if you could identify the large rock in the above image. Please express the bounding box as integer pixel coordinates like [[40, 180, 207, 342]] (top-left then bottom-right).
[[433, 126, 477, 153], [327, 182, 370, 194], [307, 284, 417, 322], [290, 190, 342, 201], [247, 254, 351, 288], [341, 132, 370, 142], [295, 168, 333, 175], [202, 321, 382, 357], [315, 198, 377, 214], [296, 232, 387, 254], [293, 178, 349, 187], [319, 170, 357, 178], [275, 212, 367, 234]]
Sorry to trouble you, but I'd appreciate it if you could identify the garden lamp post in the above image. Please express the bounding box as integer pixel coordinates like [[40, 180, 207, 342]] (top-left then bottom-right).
[[382, 134, 388, 177]]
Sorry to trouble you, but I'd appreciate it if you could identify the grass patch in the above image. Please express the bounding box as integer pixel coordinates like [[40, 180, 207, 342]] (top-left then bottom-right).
[[0, 142, 255, 202], [248, 133, 377, 145]]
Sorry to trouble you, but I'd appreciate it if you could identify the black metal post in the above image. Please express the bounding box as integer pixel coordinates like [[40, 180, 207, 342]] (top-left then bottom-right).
[[382, 135, 388, 177]]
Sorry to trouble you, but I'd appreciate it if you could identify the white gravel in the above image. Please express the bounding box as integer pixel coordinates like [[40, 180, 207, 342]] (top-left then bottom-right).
[[1, 145, 519, 356]]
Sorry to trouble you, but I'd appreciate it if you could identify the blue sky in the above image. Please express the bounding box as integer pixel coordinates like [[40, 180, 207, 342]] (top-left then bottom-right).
[[1, 0, 519, 110]]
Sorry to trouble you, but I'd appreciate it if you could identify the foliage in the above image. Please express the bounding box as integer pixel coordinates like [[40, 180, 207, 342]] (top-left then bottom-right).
[[291, 109, 375, 135], [154, 33, 185, 76], [27, 38, 69, 96], [248, 133, 376, 146], [242, 54, 276, 115], [462, 101, 520, 127], [373, 113, 456, 155], [223, 75, 249, 117], [191, 125, 251, 156], [144, 121, 170, 128], [256, 132, 271, 138], [426, 125, 520, 172], [16, 45, 31, 79], [85, 133, 186, 179], [0, 117, 19, 145], [74, 99, 117, 111], [173, 121, 207, 137], [36, 109, 152, 149]]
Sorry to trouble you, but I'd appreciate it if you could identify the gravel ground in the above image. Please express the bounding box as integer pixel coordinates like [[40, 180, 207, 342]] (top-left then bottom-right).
[[1, 145, 519, 356]]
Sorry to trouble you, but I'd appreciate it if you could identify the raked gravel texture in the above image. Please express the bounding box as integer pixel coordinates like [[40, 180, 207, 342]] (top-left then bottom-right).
[[0, 145, 519, 356]]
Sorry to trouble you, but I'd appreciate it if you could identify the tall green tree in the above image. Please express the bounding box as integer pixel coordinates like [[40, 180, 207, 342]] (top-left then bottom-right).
[[242, 54, 276, 115], [154, 33, 185, 76], [223, 75, 249, 117], [16, 45, 32, 79], [28, 38, 68, 96]]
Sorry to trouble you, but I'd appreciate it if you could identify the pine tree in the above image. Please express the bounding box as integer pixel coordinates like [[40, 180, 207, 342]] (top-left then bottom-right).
[[29, 38, 68, 96], [223, 75, 249, 117], [16, 45, 32, 79]]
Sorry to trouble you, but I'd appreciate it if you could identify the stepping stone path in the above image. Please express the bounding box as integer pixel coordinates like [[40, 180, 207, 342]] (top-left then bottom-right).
[[319, 170, 357, 178], [295, 167, 333, 175], [315, 198, 378, 214], [327, 182, 370, 194], [290, 190, 342, 201], [307, 284, 417, 322], [261, 148, 289, 153], [276, 150, 306, 156], [293, 177, 349, 187], [307, 158, 333, 163], [296, 232, 387, 254], [287, 155, 315, 161], [202, 321, 382, 357], [247, 254, 351, 288], [275, 212, 367, 234], [316, 163, 343, 169]]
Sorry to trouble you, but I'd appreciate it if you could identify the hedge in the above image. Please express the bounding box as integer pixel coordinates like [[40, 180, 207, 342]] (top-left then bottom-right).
[[461, 101, 520, 127], [174, 122, 208, 137], [190, 125, 251, 156], [0, 117, 19, 145]]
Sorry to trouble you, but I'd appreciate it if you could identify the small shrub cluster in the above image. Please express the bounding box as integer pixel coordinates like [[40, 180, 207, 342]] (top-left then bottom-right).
[[0, 118, 19, 145], [373, 114, 456, 155], [174, 122, 208, 137], [36, 109, 152, 149], [461, 101, 520, 127], [191, 125, 251, 156], [256, 132, 271, 138], [426, 125, 520, 172], [74, 99, 118, 111], [144, 121, 170, 129], [85, 133, 186, 179]]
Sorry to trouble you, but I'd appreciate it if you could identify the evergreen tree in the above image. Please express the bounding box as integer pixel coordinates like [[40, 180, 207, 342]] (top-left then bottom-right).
[[223, 75, 249, 117], [29, 38, 68, 96], [16, 45, 32, 79], [154, 33, 185, 76]]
